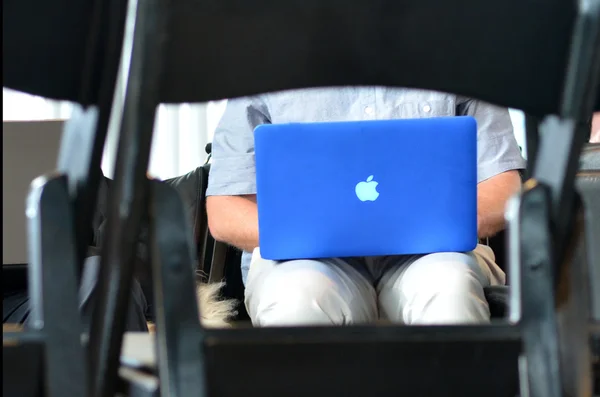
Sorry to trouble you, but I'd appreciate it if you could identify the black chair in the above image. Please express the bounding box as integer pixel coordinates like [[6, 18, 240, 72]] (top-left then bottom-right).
[[3, 0, 129, 395], [127, 1, 600, 396], [4, 0, 128, 277], [579, 144, 600, 320], [5, 0, 600, 396]]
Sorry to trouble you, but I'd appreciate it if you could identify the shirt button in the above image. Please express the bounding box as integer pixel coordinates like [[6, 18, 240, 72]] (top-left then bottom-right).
[[423, 104, 432, 113], [364, 106, 374, 115]]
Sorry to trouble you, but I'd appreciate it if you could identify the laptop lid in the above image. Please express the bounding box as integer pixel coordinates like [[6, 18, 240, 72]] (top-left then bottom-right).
[[254, 117, 478, 260], [3, 120, 63, 265]]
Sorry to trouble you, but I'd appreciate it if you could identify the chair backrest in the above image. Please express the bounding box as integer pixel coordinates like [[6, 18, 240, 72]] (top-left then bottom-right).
[[159, 0, 599, 118], [197, 163, 214, 280], [5, 0, 598, 117], [3, 0, 128, 105]]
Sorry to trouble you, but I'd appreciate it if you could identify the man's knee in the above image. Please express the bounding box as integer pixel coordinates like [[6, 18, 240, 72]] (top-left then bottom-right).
[[245, 261, 355, 327], [381, 252, 492, 324]]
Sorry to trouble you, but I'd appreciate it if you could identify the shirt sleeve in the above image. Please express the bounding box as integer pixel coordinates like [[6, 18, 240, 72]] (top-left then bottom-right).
[[206, 95, 271, 196], [458, 99, 527, 183]]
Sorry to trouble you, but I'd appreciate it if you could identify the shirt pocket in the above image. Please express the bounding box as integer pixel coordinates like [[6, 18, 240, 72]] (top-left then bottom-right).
[[393, 100, 456, 118]]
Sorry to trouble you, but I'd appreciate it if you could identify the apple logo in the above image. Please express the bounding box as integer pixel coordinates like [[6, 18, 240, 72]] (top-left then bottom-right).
[[355, 175, 380, 202]]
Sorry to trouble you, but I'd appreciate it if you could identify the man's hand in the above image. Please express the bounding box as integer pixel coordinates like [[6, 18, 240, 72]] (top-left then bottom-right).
[[477, 170, 522, 238]]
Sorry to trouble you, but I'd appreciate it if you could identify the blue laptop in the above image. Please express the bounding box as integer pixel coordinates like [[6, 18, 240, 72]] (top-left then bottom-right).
[[254, 116, 478, 260]]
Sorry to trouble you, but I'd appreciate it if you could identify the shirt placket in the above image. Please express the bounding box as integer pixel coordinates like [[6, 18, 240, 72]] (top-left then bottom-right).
[[362, 87, 377, 120]]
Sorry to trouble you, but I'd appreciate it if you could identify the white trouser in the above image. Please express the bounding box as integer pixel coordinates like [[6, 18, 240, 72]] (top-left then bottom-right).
[[244, 245, 505, 326]]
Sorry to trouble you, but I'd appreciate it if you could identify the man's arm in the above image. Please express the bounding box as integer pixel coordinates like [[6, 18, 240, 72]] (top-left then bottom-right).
[[206, 195, 258, 252], [457, 98, 527, 238], [205, 96, 270, 251], [477, 170, 521, 238], [591, 112, 600, 143]]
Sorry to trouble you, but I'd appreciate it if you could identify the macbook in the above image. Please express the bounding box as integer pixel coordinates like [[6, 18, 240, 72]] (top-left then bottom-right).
[[254, 116, 478, 260]]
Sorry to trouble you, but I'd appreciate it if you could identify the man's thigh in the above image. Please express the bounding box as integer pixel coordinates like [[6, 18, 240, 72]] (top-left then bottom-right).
[[245, 248, 378, 326], [376, 245, 505, 324], [378, 244, 505, 289]]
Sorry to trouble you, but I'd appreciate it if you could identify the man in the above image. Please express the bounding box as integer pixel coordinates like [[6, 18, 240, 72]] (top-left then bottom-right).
[[206, 87, 526, 327]]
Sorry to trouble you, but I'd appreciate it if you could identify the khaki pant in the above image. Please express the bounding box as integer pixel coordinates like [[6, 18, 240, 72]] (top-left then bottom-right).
[[245, 245, 504, 326]]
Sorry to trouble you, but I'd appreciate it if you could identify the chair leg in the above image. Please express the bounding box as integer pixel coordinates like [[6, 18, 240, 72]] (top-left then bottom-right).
[[208, 241, 228, 284], [86, 106, 155, 397], [55, 0, 129, 284], [26, 174, 89, 397], [86, 103, 155, 395], [508, 183, 593, 397], [149, 179, 208, 397], [86, 0, 170, 393], [56, 107, 110, 283], [556, 200, 593, 397], [509, 2, 600, 395], [507, 184, 563, 397]]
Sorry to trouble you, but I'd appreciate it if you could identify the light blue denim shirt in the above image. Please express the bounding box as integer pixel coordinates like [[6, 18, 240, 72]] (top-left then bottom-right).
[[206, 87, 526, 284]]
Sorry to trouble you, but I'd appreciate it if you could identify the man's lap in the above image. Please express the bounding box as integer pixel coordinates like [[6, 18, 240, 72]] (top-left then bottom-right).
[[244, 245, 505, 325], [244, 253, 378, 325], [247, 245, 503, 288], [376, 245, 504, 323]]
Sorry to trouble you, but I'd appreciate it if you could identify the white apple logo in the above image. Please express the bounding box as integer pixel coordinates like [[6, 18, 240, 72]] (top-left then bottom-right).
[[355, 175, 380, 202]]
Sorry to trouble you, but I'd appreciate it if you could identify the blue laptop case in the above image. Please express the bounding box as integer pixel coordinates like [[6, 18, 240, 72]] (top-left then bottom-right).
[[254, 116, 478, 260]]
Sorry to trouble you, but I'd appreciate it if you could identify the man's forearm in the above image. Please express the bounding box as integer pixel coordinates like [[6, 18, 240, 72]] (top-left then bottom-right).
[[206, 195, 259, 252], [591, 112, 600, 143], [477, 170, 522, 238], [477, 208, 508, 238]]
